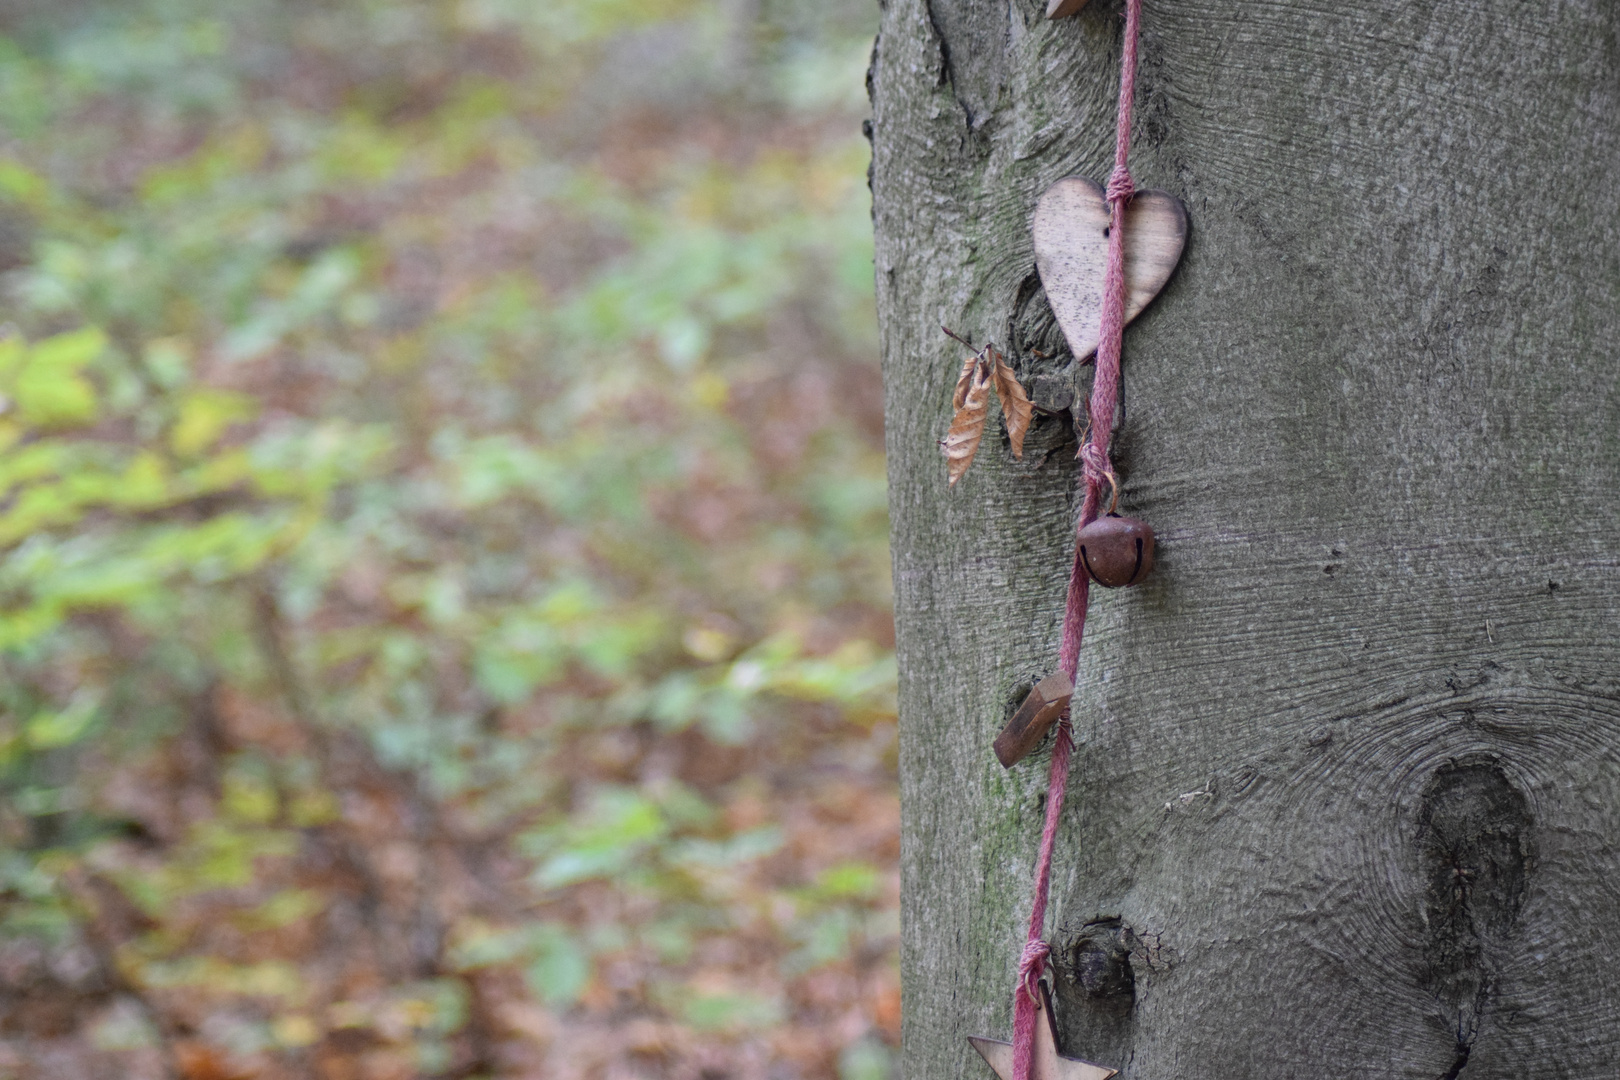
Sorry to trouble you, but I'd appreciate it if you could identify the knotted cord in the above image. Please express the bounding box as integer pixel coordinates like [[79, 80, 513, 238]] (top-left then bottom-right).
[[1010, 2, 1141, 1075]]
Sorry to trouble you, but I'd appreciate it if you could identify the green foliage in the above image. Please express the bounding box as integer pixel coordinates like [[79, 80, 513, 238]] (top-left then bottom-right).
[[841, 1037, 897, 1080], [0, 0, 893, 1075]]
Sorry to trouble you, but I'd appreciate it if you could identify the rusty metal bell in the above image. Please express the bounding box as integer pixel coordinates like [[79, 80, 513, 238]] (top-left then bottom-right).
[[1077, 513, 1154, 587]]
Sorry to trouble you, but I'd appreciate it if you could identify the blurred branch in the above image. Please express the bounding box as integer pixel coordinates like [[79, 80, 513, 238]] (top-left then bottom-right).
[[59, 872, 183, 1080]]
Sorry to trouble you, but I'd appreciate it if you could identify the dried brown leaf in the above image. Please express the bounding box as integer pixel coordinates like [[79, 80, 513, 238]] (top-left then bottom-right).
[[991, 349, 1033, 460], [943, 357, 993, 485], [951, 353, 978, 410]]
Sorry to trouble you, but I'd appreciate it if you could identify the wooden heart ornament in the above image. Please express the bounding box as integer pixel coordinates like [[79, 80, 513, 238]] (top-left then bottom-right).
[[1032, 177, 1187, 364]]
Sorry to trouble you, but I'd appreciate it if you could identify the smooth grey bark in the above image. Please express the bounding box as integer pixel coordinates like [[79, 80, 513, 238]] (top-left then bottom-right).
[[870, 1, 1620, 1077]]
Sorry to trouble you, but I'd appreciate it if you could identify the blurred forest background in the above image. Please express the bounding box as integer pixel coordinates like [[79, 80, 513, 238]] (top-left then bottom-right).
[[0, 1, 894, 1078]]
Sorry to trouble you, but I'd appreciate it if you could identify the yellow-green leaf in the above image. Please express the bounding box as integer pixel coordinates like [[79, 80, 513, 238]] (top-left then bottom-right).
[[171, 388, 259, 456]]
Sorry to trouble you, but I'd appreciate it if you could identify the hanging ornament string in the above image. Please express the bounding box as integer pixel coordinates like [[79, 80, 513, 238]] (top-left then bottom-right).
[[1010, 3, 1141, 1079]]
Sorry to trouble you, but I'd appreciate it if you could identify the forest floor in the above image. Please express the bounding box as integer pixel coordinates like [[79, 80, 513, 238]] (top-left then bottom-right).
[[0, 3, 897, 1078]]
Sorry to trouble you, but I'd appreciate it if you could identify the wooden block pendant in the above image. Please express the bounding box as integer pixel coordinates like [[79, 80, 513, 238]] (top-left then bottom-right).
[[993, 672, 1074, 768], [1046, 0, 1092, 17]]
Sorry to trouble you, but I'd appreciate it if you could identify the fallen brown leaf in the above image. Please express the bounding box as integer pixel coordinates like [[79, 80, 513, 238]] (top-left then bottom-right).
[[991, 348, 1033, 460], [943, 355, 993, 485], [174, 1042, 256, 1080]]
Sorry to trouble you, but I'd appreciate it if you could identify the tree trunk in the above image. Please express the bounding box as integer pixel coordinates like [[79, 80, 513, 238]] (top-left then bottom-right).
[[869, 1, 1620, 1077]]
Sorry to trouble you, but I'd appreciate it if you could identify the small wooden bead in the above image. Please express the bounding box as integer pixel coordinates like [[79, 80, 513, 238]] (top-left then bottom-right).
[[1078, 514, 1155, 587]]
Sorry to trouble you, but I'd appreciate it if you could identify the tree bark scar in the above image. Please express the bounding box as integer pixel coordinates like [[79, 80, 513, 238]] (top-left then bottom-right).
[[1008, 271, 1076, 374], [1066, 921, 1136, 1007], [921, 0, 962, 101], [1415, 759, 1532, 1077], [920, 0, 1005, 135], [1053, 917, 1139, 1071]]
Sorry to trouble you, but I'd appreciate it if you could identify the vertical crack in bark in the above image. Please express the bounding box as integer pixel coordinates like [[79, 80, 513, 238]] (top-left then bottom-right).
[[1416, 759, 1531, 1078], [1437, 975, 1488, 1080], [921, 0, 961, 97], [919, 0, 1002, 134]]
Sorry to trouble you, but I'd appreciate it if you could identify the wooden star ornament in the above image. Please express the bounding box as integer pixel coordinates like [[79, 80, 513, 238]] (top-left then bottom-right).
[[968, 982, 1117, 1080]]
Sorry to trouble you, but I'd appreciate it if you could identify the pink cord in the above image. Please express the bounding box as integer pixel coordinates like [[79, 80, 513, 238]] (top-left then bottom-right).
[[1012, 2, 1141, 1076]]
